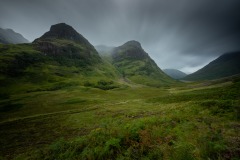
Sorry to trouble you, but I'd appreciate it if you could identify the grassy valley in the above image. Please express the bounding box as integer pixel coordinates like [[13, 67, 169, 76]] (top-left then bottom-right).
[[0, 75, 239, 159], [0, 23, 239, 160]]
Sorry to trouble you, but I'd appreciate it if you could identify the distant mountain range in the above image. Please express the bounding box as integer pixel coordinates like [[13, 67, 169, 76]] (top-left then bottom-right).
[[2, 23, 238, 85], [0, 28, 29, 44], [163, 69, 187, 79], [0, 23, 175, 94], [183, 52, 240, 81]]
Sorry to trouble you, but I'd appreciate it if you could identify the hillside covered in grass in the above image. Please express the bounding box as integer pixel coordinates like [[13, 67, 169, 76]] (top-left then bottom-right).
[[184, 52, 240, 81], [0, 23, 124, 95], [0, 23, 176, 95], [111, 41, 176, 87]]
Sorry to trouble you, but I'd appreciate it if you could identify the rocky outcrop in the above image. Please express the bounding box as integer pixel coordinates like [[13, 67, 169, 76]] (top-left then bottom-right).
[[35, 41, 92, 59], [34, 23, 90, 45]]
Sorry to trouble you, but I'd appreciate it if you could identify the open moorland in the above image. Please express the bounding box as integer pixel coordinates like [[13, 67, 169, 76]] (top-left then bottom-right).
[[0, 75, 239, 160]]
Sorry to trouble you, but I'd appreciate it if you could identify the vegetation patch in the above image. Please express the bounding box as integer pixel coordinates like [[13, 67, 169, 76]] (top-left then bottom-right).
[[84, 80, 119, 90], [61, 98, 88, 105]]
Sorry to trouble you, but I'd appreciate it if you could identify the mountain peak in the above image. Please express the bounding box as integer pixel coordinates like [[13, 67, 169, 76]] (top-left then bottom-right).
[[112, 40, 148, 61], [32, 23, 101, 64], [34, 23, 89, 44], [111, 40, 175, 86], [50, 23, 73, 32], [123, 40, 142, 48]]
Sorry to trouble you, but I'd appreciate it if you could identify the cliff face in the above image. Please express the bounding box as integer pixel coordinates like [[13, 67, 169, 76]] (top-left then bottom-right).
[[34, 23, 89, 45]]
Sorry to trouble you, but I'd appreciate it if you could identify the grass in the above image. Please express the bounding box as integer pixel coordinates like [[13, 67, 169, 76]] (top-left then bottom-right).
[[113, 58, 177, 87], [0, 43, 239, 159], [0, 76, 239, 160], [183, 52, 240, 81], [0, 43, 122, 96]]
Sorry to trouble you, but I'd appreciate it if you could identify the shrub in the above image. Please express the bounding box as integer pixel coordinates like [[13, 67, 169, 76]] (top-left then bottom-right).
[[95, 80, 118, 90], [198, 130, 227, 160], [83, 81, 94, 87]]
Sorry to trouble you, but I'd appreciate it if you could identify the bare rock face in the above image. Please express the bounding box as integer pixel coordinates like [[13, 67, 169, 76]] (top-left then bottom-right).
[[35, 41, 92, 59], [34, 23, 90, 45]]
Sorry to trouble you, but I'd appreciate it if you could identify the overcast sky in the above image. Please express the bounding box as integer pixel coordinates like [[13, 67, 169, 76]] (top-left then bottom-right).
[[1, 0, 240, 73]]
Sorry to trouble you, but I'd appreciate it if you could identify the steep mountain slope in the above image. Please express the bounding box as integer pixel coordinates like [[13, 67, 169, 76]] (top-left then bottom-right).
[[0, 23, 120, 94], [111, 41, 176, 86], [184, 52, 240, 81], [33, 23, 101, 66], [0, 28, 29, 44], [163, 69, 187, 79]]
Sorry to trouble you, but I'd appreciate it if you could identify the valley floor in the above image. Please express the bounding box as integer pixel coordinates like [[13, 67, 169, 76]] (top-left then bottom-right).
[[0, 77, 240, 160]]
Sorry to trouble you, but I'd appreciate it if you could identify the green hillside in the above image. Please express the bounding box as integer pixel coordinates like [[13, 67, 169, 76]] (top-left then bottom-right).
[[184, 52, 240, 81], [0, 24, 176, 95], [111, 41, 176, 87], [0, 23, 121, 95]]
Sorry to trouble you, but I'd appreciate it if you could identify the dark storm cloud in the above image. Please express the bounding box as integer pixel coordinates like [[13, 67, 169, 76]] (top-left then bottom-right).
[[0, 0, 240, 73]]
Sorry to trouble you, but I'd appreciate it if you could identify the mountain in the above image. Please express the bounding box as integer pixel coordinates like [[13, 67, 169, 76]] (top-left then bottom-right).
[[184, 51, 240, 81], [111, 40, 176, 86], [34, 23, 91, 45], [0, 28, 29, 44], [163, 69, 187, 79], [33, 23, 101, 66], [0, 24, 177, 95], [0, 23, 119, 94]]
